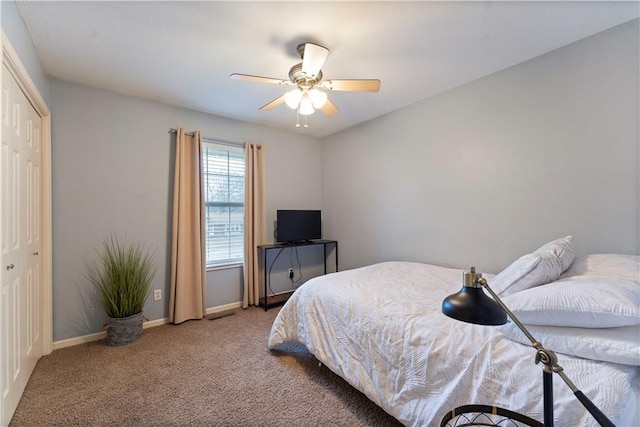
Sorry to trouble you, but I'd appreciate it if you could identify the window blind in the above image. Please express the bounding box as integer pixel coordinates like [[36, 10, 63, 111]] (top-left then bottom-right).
[[202, 142, 245, 266]]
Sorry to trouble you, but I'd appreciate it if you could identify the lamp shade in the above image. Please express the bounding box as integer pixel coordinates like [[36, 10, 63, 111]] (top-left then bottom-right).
[[299, 96, 315, 115], [308, 88, 328, 108], [284, 89, 303, 109], [442, 286, 507, 326]]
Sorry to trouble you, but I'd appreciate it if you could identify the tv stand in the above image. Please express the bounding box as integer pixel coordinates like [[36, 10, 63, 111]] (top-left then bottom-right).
[[281, 240, 316, 245], [257, 240, 338, 311]]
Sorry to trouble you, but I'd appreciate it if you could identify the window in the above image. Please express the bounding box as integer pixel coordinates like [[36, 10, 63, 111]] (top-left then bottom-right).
[[203, 141, 245, 267]]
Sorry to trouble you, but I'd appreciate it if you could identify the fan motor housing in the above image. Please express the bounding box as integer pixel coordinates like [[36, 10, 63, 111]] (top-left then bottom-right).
[[289, 63, 323, 87]]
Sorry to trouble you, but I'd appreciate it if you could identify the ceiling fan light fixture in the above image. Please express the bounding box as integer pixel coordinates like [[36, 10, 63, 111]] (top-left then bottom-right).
[[284, 89, 303, 109], [299, 96, 315, 115], [231, 42, 381, 126], [309, 88, 328, 108]]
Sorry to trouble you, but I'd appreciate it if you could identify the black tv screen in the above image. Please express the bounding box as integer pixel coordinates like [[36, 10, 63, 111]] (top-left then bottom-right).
[[276, 210, 322, 243]]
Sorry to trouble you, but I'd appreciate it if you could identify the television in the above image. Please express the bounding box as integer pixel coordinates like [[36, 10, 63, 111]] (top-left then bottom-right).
[[276, 210, 322, 243]]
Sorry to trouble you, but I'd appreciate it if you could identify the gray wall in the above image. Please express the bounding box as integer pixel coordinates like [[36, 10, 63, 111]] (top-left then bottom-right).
[[1, 0, 49, 104], [322, 19, 640, 274], [50, 80, 324, 341]]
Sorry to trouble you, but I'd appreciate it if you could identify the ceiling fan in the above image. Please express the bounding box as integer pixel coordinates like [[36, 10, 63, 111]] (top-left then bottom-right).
[[230, 42, 381, 127]]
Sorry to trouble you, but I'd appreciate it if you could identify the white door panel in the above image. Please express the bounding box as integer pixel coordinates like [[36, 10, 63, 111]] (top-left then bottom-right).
[[23, 81, 42, 379], [0, 63, 44, 426]]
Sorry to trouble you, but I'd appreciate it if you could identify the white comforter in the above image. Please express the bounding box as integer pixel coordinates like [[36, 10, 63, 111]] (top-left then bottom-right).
[[268, 262, 640, 426]]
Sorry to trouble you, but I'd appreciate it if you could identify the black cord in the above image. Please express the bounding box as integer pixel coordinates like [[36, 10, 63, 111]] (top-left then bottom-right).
[[293, 246, 304, 285], [267, 247, 285, 296]]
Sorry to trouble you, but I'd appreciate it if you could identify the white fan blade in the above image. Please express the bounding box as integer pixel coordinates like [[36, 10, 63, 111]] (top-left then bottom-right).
[[230, 73, 293, 86], [321, 79, 381, 93], [320, 99, 339, 116], [259, 95, 286, 111], [301, 43, 329, 78]]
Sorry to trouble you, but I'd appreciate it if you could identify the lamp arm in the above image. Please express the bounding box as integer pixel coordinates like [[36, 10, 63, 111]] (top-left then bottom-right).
[[476, 277, 616, 427], [476, 277, 539, 346], [476, 277, 540, 350]]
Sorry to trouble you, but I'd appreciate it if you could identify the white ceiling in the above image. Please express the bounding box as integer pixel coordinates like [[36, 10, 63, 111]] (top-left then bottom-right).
[[16, 1, 640, 138]]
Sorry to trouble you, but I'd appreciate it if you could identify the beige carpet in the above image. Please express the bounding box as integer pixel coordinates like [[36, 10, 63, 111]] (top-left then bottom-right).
[[10, 307, 403, 426]]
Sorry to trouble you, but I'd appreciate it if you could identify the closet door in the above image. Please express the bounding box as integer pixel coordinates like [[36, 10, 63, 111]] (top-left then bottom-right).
[[23, 90, 43, 378], [0, 63, 43, 426]]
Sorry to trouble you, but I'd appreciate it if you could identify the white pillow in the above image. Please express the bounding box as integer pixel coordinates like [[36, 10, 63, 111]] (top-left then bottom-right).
[[503, 277, 640, 328], [535, 235, 575, 272], [499, 322, 640, 366], [491, 236, 575, 297], [560, 254, 640, 281]]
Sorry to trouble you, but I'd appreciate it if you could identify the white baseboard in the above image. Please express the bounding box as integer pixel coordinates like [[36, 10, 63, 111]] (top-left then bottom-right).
[[205, 301, 243, 315], [53, 301, 244, 350], [53, 331, 108, 350]]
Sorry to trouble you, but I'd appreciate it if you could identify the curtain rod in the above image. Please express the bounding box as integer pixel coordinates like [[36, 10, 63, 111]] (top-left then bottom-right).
[[168, 128, 245, 148]]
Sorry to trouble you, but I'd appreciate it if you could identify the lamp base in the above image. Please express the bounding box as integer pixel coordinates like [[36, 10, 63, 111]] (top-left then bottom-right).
[[440, 404, 543, 427]]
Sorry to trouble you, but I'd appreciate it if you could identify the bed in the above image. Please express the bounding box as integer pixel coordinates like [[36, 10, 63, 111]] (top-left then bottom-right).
[[268, 236, 640, 426]]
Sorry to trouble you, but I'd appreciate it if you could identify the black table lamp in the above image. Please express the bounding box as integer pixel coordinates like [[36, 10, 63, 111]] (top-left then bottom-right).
[[441, 267, 615, 427]]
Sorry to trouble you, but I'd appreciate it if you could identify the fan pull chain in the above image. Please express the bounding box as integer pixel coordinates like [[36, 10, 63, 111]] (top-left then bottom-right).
[[296, 107, 301, 128], [304, 115, 308, 128]]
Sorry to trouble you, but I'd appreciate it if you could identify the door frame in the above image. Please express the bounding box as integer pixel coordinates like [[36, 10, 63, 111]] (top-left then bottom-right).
[[1, 30, 53, 355]]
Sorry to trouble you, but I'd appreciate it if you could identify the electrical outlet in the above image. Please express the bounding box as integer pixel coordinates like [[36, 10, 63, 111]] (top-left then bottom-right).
[[153, 289, 162, 301], [288, 268, 294, 280]]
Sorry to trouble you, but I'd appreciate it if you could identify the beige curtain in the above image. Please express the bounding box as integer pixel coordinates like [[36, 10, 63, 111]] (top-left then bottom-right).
[[243, 142, 266, 308], [169, 128, 206, 324]]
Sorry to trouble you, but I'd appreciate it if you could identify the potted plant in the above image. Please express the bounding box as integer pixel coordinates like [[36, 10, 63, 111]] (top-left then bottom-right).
[[89, 234, 156, 346]]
